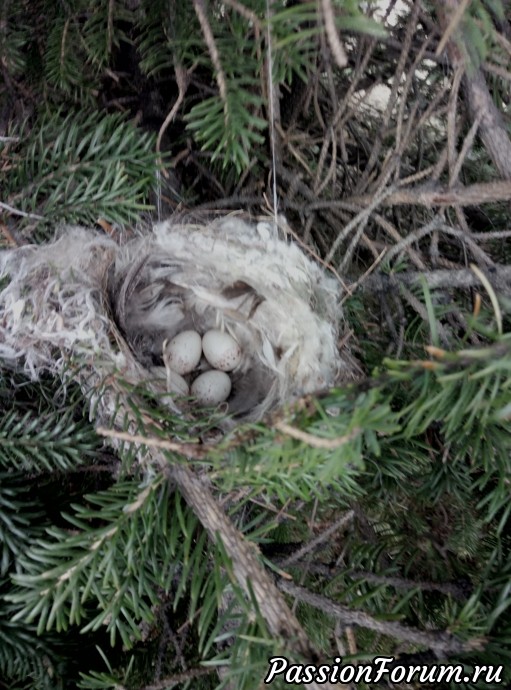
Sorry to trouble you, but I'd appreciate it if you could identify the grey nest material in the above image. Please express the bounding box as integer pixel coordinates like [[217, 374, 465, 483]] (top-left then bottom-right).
[[0, 217, 354, 427]]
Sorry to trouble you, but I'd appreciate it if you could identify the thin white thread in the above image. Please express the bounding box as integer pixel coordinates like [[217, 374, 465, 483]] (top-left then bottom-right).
[[156, 168, 162, 222], [265, 0, 278, 228]]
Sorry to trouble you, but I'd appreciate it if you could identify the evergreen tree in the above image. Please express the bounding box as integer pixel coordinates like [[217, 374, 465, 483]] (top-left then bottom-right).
[[1, 1, 511, 688]]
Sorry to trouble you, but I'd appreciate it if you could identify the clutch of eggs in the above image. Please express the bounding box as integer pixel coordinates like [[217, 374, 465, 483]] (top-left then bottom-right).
[[163, 328, 241, 405]]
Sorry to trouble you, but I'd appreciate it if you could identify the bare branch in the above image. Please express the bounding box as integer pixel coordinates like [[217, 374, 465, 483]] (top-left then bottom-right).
[[345, 180, 511, 207], [0, 201, 44, 220], [358, 265, 511, 293], [321, 0, 348, 68], [192, 0, 228, 106], [278, 579, 485, 654]]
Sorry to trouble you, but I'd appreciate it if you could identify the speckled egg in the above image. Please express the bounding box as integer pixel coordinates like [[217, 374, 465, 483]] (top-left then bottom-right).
[[166, 368, 190, 396], [191, 370, 232, 406], [164, 330, 202, 375], [202, 330, 242, 372], [150, 366, 190, 396]]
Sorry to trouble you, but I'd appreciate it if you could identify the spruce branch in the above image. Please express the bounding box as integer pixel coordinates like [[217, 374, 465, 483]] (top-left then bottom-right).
[[280, 510, 355, 567], [97, 402, 325, 675], [280, 565, 470, 601], [357, 265, 511, 294], [2, 111, 161, 230], [321, 0, 348, 69], [286, 180, 511, 210], [278, 579, 485, 655], [138, 666, 214, 690], [0, 474, 45, 574], [92, 379, 371, 688], [192, 0, 228, 106], [434, 0, 511, 180], [97, 427, 208, 459], [273, 421, 361, 450], [8, 477, 179, 646], [0, 201, 44, 221], [0, 408, 98, 473], [168, 460, 318, 657], [0, 612, 61, 690]]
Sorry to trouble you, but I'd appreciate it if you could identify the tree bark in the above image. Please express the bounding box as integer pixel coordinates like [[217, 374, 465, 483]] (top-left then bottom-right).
[[434, 0, 511, 180]]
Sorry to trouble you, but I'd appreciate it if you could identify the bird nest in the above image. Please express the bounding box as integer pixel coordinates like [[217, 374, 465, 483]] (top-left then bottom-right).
[[0, 216, 354, 429]]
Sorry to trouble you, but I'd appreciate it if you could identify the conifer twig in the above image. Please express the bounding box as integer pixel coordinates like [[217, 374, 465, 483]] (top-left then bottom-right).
[[434, 0, 511, 180], [338, 180, 511, 208], [0, 201, 44, 220], [97, 427, 206, 458], [281, 510, 355, 567], [156, 65, 189, 156], [280, 565, 469, 601], [192, 0, 228, 106], [140, 666, 213, 690], [321, 0, 348, 68], [357, 265, 511, 293], [274, 422, 361, 450], [165, 458, 349, 690], [278, 580, 484, 654], [102, 393, 347, 689]]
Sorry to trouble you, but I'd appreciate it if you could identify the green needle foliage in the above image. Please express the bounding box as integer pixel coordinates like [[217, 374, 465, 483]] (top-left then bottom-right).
[[2, 314, 511, 688], [0, 614, 63, 690], [0, 0, 384, 216], [137, 0, 383, 175], [0, 375, 102, 688], [2, 111, 161, 232]]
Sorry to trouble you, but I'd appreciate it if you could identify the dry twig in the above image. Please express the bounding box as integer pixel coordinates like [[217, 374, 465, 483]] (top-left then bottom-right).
[[278, 580, 485, 655]]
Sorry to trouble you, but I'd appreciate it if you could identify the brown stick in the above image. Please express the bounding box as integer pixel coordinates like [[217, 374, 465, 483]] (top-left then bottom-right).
[[278, 580, 484, 655], [462, 69, 511, 179], [434, 0, 511, 180], [192, 0, 228, 106], [357, 264, 511, 293], [343, 180, 511, 207], [104, 408, 347, 690], [321, 0, 348, 68], [166, 460, 349, 690]]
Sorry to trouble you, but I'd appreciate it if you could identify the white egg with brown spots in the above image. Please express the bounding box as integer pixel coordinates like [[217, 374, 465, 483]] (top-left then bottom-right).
[[150, 366, 189, 396], [164, 330, 202, 375], [166, 368, 190, 396], [191, 370, 232, 406], [202, 329, 242, 372]]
